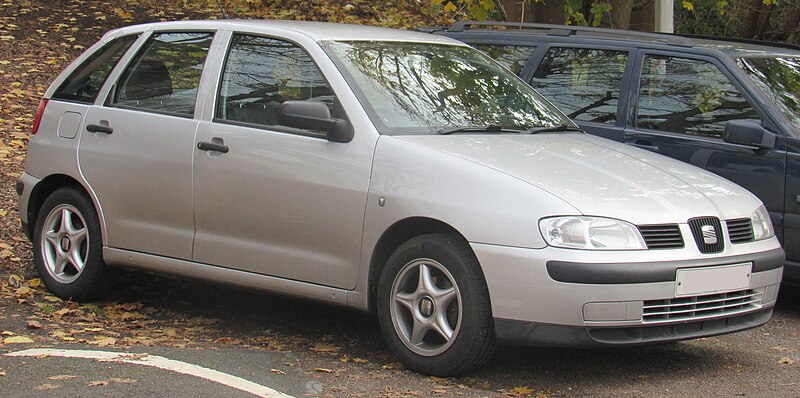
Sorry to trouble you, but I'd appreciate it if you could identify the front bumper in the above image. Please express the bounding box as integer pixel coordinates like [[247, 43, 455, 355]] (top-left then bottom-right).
[[472, 240, 783, 347]]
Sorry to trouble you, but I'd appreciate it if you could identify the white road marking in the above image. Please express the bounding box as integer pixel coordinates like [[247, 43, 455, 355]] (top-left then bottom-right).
[[5, 348, 293, 398]]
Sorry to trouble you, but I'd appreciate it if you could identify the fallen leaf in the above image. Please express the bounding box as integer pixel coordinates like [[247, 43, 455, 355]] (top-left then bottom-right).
[[1, 330, 16, 336], [270, 369, 287, 375], [27, 320, 43, 329], [34, 384, 60, 390], [310, 344, 340, 353], [14, 286, 33, 298], [53, 308, 70, 318], [88, 337, 116, 347], [0, 370, 5, 377], [110, 377, 136, 383], [506, 386, 534, 397], [8, 274, 23, 288], [3, 336, 34, 344], [778, 357, 796, 365], [113, 8, 133, 19], [433, 389, 448, 394], [87, 380, 108, 387], [312, 367, 333, 373], [27, 278, 43, 287], [352, 357, 369, 364], [48, 375, 78, 380], [43, 295, 62, 303]]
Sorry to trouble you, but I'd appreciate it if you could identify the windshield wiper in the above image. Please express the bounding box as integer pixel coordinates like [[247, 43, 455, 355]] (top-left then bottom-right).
[[437, 124, 526, 135], [526, 124, 584, 134]]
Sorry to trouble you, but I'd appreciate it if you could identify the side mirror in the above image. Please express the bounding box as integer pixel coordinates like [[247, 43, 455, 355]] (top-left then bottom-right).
[[723, 120, 776, 149], [277, 101, 353, 143]]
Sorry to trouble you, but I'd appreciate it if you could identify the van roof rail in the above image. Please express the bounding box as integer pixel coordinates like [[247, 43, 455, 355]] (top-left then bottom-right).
[[447, 21, 695, 47]]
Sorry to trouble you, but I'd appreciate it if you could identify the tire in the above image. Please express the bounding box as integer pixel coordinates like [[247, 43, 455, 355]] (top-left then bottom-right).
[[32, 187, 113, 301], [377, 233, 496, 376]]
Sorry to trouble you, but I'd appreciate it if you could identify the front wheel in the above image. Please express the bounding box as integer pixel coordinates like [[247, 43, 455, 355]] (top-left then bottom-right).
[[377, 234, 496, 376], [33, 187, 113, 301]]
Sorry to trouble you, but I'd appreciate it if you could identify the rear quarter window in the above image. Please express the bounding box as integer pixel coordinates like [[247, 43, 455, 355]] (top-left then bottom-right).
[[51, 35, 138, 104]]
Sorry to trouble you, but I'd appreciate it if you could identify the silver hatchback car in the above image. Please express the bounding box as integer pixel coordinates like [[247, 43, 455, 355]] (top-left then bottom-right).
[[18, 20, 784, 376]]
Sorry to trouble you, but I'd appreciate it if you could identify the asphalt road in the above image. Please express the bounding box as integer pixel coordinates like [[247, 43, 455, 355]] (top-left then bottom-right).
[[1, 274, 798, 397]]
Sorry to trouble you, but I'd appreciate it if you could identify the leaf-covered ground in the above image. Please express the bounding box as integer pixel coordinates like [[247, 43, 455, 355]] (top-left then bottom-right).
[[1, 2, 798, 398], [0, 1, 506, 397]]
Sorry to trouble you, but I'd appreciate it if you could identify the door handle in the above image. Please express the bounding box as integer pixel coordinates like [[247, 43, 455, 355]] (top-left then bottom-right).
[[630, 140, 659, 152], [86, 124, 113, 134], [197, 141, 229, 153]]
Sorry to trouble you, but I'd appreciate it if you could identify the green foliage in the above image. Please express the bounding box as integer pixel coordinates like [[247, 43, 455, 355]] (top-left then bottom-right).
[[589, 2, 611, 26], [566, 0, 589, 26], [436, 0, 503, 20]]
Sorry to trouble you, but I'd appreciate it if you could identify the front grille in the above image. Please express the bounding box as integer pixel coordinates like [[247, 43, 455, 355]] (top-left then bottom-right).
[[727, 218, 754, 243], [638, 224, 684, 249], [688, 217, 724, 253], [642, 289, 763, 324]]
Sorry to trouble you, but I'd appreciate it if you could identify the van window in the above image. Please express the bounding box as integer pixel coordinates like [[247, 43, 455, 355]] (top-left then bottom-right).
[[531, 47, 627, 124], [472, 44, 535, 75], [637, 55, 760, 138]]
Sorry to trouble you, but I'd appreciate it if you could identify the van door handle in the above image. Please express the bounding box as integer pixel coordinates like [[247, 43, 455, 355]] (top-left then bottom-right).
[[86, 124, 113, 134], [197, 141, 229, 153], [630, 140, 659, 152]]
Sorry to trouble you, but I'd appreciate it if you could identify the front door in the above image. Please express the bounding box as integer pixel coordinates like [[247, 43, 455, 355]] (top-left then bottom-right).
[[192, 34, 374, 289], [624, 52, 786, 235]]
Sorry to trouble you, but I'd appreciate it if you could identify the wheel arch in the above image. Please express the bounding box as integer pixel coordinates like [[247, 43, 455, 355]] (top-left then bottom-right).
[[367, 216, 477, 313], [26, 174, 95, 239]]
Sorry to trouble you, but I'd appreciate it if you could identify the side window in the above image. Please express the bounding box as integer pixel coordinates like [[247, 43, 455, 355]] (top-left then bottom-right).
[[216, 34, 334, 128], [637, 55, 760, 138], [113, 32, 214, 116], [531, 47, 627, 124], [52, 35, 138, 104], [471, 44, 535, 75]]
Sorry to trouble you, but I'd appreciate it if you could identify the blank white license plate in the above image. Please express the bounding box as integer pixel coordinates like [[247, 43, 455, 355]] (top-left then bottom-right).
[[675, 263, 752, 297]]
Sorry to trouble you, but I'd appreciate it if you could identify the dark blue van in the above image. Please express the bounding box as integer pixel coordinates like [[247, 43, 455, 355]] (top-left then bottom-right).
[[434, 22, 800, 282]]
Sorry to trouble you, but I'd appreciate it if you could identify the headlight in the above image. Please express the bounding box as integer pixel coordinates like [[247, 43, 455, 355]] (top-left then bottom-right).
[[539, 216, 647, 250], [751, 205, 774, 241]]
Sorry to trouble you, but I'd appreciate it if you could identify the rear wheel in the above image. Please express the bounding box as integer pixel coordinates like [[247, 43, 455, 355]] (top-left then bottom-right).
[[33, 187, 113, 301], [377, 234, 496, 376]]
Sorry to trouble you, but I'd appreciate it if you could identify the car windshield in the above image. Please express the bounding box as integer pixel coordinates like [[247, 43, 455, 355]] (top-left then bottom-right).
[[323, 41, 571, 135], [737, 56, 800, 132]]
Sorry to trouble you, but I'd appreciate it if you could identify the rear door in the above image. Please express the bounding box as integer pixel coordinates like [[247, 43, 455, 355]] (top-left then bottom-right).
[[624, 51, 787, 234], [78, 31, 216, 259]]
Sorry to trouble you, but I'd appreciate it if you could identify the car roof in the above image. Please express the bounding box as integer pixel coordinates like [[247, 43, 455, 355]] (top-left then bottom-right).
[[105, 19, 464, 45], [433, 21, 800, 58]]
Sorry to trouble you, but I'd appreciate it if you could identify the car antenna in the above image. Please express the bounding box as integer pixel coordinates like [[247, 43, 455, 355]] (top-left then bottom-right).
[[214, 0, 229, 19]]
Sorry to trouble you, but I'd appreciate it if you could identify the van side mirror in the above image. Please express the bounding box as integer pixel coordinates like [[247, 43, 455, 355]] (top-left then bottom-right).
[[278, 101, 353, 143], [723, 120, 776, 149]]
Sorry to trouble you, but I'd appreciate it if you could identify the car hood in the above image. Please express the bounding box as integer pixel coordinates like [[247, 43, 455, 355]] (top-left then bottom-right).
[[394, 133, 761, 225]]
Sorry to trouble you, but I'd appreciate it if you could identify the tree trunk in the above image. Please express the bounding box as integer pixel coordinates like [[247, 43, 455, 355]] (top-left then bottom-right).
[[607, 0, 634, 29], [742, 0, 768, 39], [502, 0, 534, 22], [629, 0, 655, 32], [784, 6, 800, 43], [532, 0, 566, 24]]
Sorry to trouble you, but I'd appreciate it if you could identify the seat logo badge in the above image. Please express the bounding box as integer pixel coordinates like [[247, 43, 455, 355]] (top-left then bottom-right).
[[701, 225, 717, 245]]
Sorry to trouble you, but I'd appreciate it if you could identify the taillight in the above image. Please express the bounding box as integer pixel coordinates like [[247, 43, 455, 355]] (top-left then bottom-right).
[[31, 98, 48, 135]]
